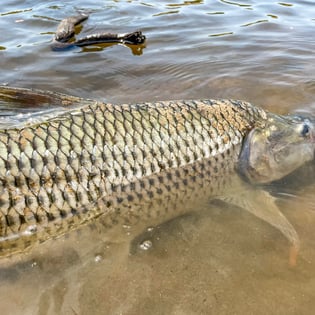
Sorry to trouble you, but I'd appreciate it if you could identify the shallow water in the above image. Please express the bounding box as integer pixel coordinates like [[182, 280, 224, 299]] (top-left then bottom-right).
[[1, 1, 315, 314]]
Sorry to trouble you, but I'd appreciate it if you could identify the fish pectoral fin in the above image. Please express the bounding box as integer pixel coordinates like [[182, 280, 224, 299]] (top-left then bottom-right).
[[218, 189, 299, 266]]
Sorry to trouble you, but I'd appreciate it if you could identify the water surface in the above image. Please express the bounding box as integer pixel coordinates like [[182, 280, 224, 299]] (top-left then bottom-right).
[[1, 1, 315, 314]]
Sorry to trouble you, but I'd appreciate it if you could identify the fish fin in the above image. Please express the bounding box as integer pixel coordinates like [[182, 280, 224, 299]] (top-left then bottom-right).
[[218, 189, 299, 266]]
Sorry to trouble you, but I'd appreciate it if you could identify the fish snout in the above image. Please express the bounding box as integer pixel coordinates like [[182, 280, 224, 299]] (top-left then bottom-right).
[[295, 117, 315, 143], [304, 120, 315, 142]]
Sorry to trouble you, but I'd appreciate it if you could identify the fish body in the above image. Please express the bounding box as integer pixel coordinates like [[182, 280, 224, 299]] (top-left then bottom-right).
[[0, 87, 314, 258]]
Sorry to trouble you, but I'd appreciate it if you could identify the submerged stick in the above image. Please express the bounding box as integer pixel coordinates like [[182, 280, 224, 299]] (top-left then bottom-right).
[[51, 14, 146, 51]]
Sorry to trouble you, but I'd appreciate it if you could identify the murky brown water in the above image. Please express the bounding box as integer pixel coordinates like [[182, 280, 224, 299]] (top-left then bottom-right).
[[1, 1, 315, 314]]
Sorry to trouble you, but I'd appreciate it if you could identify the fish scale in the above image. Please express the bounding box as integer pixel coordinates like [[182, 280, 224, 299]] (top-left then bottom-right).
[[0, 98, 267, 256]]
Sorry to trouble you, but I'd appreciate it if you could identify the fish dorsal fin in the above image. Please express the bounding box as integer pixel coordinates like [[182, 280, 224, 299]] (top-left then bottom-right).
[[218, 189, 299, 266]]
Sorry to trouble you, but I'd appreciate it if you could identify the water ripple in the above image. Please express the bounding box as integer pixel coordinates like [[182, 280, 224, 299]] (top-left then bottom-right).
[[220, 0, 252, 8]]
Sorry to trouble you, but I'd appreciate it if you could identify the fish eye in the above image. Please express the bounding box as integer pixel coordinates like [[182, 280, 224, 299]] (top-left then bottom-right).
[[301, 123, 310, 137]]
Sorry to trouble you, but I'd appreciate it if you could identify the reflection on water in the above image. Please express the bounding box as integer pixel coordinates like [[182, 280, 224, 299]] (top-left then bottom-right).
[[81, 42, 146, 55], [1, 0, 315, 314], [220, 0, 252, 8]]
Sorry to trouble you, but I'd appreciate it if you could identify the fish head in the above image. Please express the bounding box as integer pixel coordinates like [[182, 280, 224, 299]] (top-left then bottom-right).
[[239, 113, 315, 184]]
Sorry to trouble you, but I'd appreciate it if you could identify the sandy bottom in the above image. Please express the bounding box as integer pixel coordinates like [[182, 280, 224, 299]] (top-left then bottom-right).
[[1, 173, 315, 315]]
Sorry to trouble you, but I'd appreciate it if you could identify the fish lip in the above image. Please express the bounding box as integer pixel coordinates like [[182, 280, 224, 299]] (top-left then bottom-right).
[[305, 121, 315, 158], [306, 121, 315, 144], [311, 128, 315, 157]]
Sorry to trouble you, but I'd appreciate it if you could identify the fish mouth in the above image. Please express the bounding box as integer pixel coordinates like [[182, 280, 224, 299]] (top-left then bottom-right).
[[310, 126, 315, 143], [297, 117, 315, 156]]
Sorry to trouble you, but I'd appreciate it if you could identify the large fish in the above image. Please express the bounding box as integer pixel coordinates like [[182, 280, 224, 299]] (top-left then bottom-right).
[[0, 86, 314, 265]]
